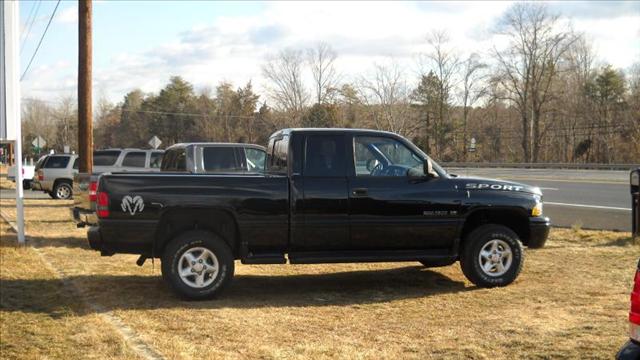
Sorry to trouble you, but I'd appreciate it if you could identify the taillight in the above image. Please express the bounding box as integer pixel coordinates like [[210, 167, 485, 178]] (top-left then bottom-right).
[[96, 191, 110, 218], [38, 170, 43, 181], [630, 267, 640, 342], [88, 181, 97, 202]]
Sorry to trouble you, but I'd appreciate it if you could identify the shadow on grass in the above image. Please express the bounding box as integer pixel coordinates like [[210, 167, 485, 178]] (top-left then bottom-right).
[[0, 265, 474, 315], [595, 236, 636, 247]]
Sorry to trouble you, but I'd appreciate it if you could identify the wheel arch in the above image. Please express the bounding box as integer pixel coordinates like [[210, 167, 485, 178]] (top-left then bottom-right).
[[459, 207, 531, 248], [154, 207, 241, 259]]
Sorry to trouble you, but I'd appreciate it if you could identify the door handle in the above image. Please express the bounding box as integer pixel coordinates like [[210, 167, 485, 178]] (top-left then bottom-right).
[[352, 188, 368, 197]]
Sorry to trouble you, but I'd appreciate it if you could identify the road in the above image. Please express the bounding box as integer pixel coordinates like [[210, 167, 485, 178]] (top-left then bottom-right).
[[1, 188, 50, 199], [449, 168, 634, 231]]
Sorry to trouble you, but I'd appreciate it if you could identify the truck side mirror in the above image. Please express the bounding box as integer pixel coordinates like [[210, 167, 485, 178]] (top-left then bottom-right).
[[423, 158, 436, 178]]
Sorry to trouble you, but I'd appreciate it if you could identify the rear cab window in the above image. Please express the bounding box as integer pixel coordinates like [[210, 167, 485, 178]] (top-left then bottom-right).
[[304, 135, 346, 177]]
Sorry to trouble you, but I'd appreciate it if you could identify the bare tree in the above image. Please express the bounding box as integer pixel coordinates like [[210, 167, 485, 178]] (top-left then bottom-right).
[[420, 30, 461, 156], [493, 3, 578, 162], [262, 49, 309, 123], [307, 42, 340, 104], [459, 53, 487, 160], [358, 61, 415, 136]]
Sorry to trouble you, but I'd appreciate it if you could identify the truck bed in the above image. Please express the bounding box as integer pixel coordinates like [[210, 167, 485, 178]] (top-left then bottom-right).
[[93, 172, 289, 256]]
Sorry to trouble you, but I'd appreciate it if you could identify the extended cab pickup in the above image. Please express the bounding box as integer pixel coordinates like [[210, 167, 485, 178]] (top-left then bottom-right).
[[88, 129, 550, 299]]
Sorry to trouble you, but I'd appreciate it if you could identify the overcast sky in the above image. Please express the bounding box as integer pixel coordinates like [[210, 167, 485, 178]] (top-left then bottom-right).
[[18, 0, 640, 104]]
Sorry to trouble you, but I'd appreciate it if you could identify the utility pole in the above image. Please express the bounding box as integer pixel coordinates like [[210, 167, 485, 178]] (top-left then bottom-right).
[[78, 0, 92, 173]]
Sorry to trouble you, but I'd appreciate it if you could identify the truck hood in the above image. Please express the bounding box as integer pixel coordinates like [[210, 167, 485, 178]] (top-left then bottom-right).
[[452, 176, 542, 196]]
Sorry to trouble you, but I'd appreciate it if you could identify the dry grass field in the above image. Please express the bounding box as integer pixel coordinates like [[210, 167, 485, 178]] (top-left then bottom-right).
[[0, 183, 638, 359]]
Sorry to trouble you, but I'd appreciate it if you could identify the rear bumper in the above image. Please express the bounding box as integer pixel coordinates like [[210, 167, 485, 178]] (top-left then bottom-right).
[[87, 226, 103, 252], [528, 216, 551, 248], [87, 220, 158, 256], [617, 340, 640, 360]]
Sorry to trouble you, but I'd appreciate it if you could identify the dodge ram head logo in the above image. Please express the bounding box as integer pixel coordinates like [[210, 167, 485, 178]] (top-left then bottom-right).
[[121, 195, 145, 215]]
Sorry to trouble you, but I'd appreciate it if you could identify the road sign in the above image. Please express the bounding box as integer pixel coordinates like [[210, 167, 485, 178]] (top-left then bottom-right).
[[32, 135, 46, 149], [148, 135, 162, 149], [468, 137, 477, 152]]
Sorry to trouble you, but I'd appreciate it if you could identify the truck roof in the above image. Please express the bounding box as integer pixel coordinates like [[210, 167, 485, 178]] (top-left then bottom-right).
[[272, 128, 402, 138], [166, 143, 266, 151]]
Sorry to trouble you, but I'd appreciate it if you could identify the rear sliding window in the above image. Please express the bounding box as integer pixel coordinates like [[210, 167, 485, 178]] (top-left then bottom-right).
[[44, 156, 70, 169], [94, 151, 121, 166]]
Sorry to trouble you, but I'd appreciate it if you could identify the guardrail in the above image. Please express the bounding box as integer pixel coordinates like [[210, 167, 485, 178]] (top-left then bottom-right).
[[442, 162, 640, 171]]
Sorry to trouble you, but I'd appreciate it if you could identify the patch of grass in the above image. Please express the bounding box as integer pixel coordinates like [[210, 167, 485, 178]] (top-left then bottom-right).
[[0, 223, 141, 360], [1, 198, 638, 359], [571, 220, 583, 233]]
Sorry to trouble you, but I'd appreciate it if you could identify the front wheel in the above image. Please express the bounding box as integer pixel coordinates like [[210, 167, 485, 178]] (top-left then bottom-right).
[[460, 224, 523, 288], [161, 230, 234, 300]]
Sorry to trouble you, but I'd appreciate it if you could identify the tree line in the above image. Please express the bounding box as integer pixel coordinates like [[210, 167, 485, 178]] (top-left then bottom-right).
[[20, 3, 640, 163]]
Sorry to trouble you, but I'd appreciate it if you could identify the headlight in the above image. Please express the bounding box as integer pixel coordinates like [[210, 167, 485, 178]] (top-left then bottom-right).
[[532, 202, 543, 217]]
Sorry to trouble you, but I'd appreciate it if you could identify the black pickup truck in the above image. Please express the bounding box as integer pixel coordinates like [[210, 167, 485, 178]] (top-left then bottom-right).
[[88, 128, 550, 299]]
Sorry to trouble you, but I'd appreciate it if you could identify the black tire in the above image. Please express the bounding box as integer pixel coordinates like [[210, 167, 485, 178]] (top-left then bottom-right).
[[419, 258, 456, 268], [47, 191, 56, 199], [52, 181, 72, 200], [460, 224, 523, 288], [161, 230, 234, 300]]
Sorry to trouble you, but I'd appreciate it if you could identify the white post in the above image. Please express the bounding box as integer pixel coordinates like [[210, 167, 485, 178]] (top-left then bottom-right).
[[6, 1, 25, 244]]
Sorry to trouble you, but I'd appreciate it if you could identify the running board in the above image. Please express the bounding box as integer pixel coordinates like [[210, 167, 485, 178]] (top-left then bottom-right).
[[287, 249, 454, 264], [242, 252, 286, 264]]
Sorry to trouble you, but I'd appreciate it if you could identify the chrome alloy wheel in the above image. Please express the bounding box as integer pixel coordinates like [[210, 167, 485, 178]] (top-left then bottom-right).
[[177, 247, 219, 288], [57, 184, 71, 199], [478, 239, 513, 277]]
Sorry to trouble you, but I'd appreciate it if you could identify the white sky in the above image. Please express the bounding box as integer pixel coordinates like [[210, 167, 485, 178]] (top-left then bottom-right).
[[17, 1, 640, 104]]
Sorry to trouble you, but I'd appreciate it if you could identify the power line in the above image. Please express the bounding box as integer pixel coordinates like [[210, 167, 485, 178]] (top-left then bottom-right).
[[20, 0, 42, 55], [20, 0, 61, 82], [121, 108, 257, 119]]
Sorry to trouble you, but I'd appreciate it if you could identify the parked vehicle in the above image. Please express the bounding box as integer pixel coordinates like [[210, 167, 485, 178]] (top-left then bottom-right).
[[33, 149, 163, 200], [31, 154, 78, 199], [616, 258, 640, 360], [160, 143, 266, 173], [83, 129, 550, 300], [7, 161, 36, 189], [73, 143, 265, 227]]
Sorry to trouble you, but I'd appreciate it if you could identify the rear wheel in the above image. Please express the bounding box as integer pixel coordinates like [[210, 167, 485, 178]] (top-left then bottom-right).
[[161, 230, 234, 300], [53, 181, 72, 200], [460, 224, 523, 288]]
